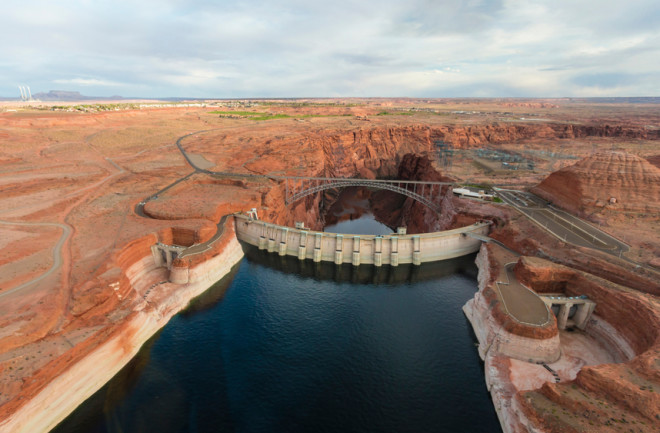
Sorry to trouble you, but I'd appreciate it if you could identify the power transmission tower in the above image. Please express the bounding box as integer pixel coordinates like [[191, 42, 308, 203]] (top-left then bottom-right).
[[435, 140, 454, 171]]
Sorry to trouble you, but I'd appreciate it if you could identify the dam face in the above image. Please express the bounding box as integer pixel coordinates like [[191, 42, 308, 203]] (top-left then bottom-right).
[[234, 214, 489, 267]]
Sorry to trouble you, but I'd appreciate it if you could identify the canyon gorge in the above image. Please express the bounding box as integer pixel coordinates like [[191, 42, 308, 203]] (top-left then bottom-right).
[[0, 98, 658, 432]]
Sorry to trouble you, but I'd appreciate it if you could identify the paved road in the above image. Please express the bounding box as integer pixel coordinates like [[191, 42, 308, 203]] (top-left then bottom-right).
[[0, 156, 125, 299], [175, 129, 268, 181], [496, 189, 629, 255], [135, 170, 232, 259], [135, 171, 197, 218], [0, 220, 71, 299]]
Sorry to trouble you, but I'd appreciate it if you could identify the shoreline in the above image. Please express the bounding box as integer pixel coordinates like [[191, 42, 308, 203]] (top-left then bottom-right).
[[2, 219, 652, 433], [463, 244, 533, 433], [0, 227, 245, 433], [464, 244, 655, 433]]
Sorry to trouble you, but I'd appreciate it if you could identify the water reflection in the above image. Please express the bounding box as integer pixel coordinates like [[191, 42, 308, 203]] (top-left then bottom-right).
[[53, 251, 499, 433], [324, 213, 393, 235], [181, 263, 240, 316], [242, 244, 477, 285], [323, 186, 394, 235]]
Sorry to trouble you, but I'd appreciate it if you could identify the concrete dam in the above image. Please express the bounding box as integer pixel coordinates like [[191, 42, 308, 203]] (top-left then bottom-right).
[[234, 213, 490, 266]]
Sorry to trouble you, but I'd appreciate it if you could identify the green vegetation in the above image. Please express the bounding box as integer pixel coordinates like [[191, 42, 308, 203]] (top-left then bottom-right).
[[493, 197, 503, 203], [463, 182, 493, 190], [252, 113, 353, 121], [209, 110, 269, 116], [251, 113, 291, 120], [259, 101, 359, 108], [376, 111, 415, 116], [212, 110, 354, 121]]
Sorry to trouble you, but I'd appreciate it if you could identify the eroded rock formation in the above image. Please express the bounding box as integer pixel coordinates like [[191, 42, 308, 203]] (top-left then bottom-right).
[[1, 100, 659, 433], [515, 257, 660, 431], [532, 151, 660, 216]]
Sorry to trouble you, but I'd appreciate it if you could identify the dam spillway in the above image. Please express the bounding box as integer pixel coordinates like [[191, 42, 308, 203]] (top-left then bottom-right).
[[234, 214, 490, 266]]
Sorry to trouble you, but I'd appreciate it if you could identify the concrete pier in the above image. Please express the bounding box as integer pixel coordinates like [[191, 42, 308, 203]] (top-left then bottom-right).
[[234, 214, 490, 266], [352, 236, 361, 266], [151, 243, 186, 270], [374, 237, 383, 267], [541, 295, 596, 330]]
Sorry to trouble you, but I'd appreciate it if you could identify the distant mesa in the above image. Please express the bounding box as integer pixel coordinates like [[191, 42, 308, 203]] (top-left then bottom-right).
[[31, 90, 124, 101], [531, 151, 660, 216]]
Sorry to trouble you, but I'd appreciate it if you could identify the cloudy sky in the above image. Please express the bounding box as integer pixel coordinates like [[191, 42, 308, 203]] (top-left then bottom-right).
[[1, 0, 659, 98]]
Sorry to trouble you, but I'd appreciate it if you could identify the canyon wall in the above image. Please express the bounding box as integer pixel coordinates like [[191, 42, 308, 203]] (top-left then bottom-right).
[[464, 245, 560, 362], [311, 124, 658, 181], [514, 256, 659, 359], [532, 151, 660, 217], [0, 221, 245, 433], [466, 245, 660, 433], [3, 110, 659, 433]]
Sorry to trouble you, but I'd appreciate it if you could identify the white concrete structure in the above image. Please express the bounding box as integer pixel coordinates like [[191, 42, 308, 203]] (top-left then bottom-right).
[[453, 187, 494, 200], [540, 295, 596, 330], [234, 213, 490, 266], [151, 242, 186, 270]]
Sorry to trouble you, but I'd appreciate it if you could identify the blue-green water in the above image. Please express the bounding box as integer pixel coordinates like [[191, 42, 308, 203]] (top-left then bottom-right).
[[53, 243, 500, 433]]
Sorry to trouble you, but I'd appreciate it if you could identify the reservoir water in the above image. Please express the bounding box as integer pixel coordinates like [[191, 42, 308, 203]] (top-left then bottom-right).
[[53, 214, 500, 433], [323, 186, 393, 236], [324, 212, 392, 236]]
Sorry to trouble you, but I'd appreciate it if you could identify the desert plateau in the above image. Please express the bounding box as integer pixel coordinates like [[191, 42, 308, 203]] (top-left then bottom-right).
[[0, 98, 659, 433]]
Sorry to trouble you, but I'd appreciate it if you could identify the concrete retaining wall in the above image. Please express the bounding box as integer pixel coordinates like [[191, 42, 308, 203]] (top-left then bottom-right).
[[234, 214, 489, 266]]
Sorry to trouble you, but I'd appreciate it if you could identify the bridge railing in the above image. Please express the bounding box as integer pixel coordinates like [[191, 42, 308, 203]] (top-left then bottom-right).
[[278, 176, 454, 213]]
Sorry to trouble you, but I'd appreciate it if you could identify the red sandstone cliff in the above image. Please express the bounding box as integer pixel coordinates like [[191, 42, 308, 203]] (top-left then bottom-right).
[[514, 257, 660, 432], [2, 103, 659, 433], [531, 151, 660, 216], [647, 154, 660, 169]]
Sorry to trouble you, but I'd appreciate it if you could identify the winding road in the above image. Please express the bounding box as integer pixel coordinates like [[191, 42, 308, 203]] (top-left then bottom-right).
[[0, 154, 125, 299], [0, 220, 71, 299]]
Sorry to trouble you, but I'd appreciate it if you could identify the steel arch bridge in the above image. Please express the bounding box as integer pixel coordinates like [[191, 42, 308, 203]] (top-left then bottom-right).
[[273, 176, 455, 213]]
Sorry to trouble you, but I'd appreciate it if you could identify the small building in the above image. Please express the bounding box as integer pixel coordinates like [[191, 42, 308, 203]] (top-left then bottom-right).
[[452, 187, 494, 201]]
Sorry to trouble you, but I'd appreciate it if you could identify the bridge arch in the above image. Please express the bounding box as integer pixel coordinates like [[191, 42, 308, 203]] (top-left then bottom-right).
[[281, 178, 451, 213]]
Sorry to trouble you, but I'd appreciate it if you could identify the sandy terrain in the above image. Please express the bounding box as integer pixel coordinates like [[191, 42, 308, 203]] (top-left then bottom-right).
[[0, 98, 658, 432]]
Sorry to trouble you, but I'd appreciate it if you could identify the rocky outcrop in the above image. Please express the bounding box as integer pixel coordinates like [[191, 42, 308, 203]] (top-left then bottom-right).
[[532, 151, 660, 216], [490, 216, 660, 296], [464, 244, 561, 433], [3, 102, 659, 433], [222, 123, 658, 187], [466, 247, 660, 433], [513, 257, 660, 432], [464, 245, 559, 358], [0, 219, 245, 433], [647, 154, 660, 169], [515, 256, 658, 356]]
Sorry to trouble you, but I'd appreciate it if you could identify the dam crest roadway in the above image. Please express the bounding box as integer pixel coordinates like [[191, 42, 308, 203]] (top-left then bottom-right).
[[232, 213, 489, 267]]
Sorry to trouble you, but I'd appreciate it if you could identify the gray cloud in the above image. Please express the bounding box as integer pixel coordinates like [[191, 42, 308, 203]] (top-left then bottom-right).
[[572, 73, 637, 88], [394, 0, 506, 35], [0, 0, 658, 97]]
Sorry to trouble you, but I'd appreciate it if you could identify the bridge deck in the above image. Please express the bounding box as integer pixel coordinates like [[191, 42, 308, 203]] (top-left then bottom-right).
[[280, 176, 453, 213], [270, 174, 455, 185]]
